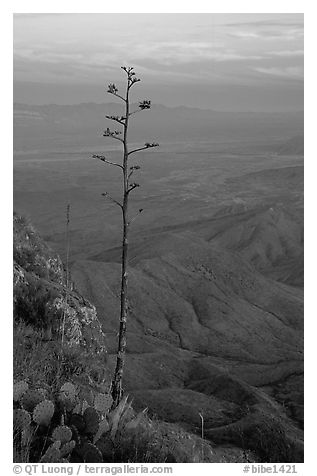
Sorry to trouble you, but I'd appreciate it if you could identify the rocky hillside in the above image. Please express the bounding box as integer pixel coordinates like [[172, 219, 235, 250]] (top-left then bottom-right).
[[13, 212, 107, 353]]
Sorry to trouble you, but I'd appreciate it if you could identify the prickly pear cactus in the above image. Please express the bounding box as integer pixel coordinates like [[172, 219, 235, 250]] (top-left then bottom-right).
[[83, 407, 100, 434], [52, 425, 72, 444], [69, 413, 86, 433], [79, 387, 94, 406], [33, 400, 54, 426], [59, 382, 78, 411], [21, 389, 44, 412], [73, 397, 90, 415], [82, 442, 103, 463], [60, 440, 76, 458], [39, 439, 74, 463], [72, 402, 82, 414], [95, 433, 114, 459], [94, 393, 112, 414], [13, 381, 29, 402], [60, 382, 77, 400], [14, 408, 31, 431], [40, 441, 62, 463], [13, 380, 139, 462]]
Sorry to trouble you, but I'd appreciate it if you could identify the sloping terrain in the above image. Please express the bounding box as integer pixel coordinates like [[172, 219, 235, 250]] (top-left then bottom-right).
[[92, 204, 303, 288], [13, 213, 107, 353], [14, 146, 304, 461], [15, 215, 237, 463], [71, 222, 303, 460], [90, 165, 303, 288], [68, 163, 303, 461], [72, 231, 303, 377], [205, 206, 303, 287], [277, 136, 304, 156]]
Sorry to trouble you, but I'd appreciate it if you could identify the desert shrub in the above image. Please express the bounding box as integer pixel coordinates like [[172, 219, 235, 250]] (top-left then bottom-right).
[[14, 320, 108, 390], [14, 215, 45, 273], [243, 414, 295, 463], [111, 413, 166, 463], [13, 212, 64, 284], [14, 275, 60, 331], [55, 344, 109, 386]]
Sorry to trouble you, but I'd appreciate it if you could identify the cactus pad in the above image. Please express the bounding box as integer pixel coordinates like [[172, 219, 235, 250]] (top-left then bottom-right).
[[79, 388, 94, 406], [21, 388, 44, 412], [14, 408, 31, 431], [83, 407, 100, 434], [59, 394, 77, 412], [52, 425, 72, 444], [37, 387, 49, 399], [59, 382, 77, 411], [60, 382, 77, 400], [33, 400, 55, 426], [82, 442, 103, 463], [94, 393, 113, 414], [40, 441, 62, 463], [60, 439, 76, 458], [95, 433, 114, 459], [13, 380, 29, 402], [69, 413, 86, 433], [72, 402, 82, 414]]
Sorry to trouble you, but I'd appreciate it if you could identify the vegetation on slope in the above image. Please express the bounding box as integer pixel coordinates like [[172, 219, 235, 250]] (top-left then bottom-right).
[[13, 212, 303, 463], [13, 213, 231, 463]]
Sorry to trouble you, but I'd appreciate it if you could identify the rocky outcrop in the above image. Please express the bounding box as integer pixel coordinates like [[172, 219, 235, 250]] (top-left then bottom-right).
[[13, 213, 106, 354]]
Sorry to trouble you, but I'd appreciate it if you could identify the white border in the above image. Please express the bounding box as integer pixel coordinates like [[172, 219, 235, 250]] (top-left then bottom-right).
[[3, 3, 311, 474]]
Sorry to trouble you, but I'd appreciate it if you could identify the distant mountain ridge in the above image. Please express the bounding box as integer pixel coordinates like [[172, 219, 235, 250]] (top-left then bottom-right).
[[276, 135, 304, 155], [14, 102, 304, 152], [14, 101, 304, 114]]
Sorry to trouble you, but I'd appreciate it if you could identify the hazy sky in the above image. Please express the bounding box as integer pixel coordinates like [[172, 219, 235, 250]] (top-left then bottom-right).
[[13, 13, 304, 111]]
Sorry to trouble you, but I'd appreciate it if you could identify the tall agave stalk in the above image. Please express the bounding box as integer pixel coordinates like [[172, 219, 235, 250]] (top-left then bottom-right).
[[93, 67, 158, 406], [57, 203, 71, 382]]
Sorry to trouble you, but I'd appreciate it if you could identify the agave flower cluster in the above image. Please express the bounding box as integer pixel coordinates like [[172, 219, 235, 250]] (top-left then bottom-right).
[[139, 100, 151, 110], [107, 83, 118, 94]]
